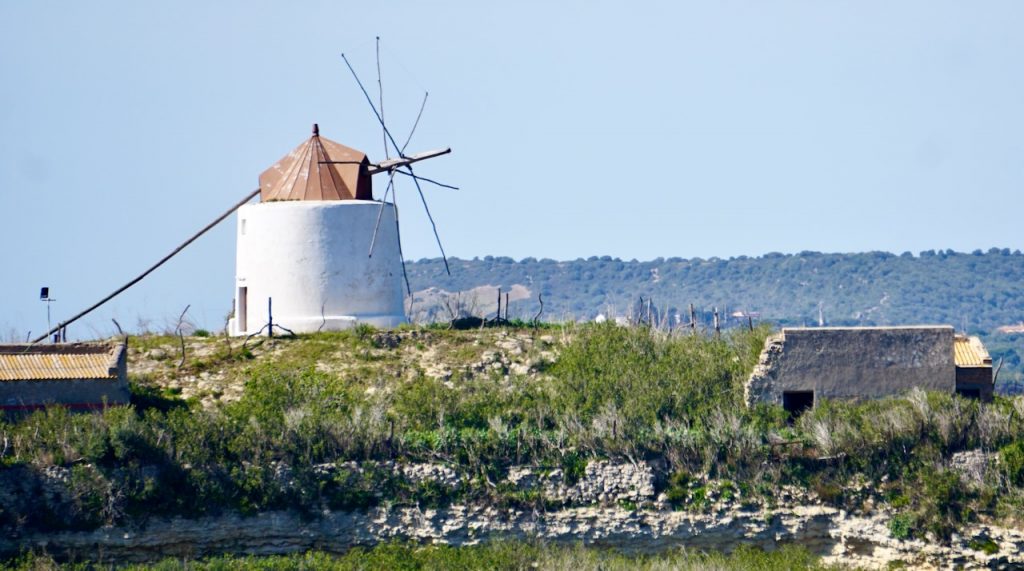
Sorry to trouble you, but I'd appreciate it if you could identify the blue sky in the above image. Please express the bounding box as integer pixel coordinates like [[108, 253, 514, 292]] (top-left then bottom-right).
[[1, 1, 1022, 338]]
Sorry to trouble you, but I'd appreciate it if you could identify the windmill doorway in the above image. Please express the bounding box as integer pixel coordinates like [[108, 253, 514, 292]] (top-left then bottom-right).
[[237, 287, 248, 333]]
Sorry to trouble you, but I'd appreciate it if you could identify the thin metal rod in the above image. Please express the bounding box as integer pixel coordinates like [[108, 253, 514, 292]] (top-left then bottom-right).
[[376, 36, 389, 161], [31, 189, 261, 344], [401, 91, 429, 155], [404, 164, 450, 275], [368, 170, 396, 257], [341, 52, 404, 158], [393, 169, 459, 190]]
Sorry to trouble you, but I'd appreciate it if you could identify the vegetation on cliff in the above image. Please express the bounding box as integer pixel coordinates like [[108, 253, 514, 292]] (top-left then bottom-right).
[[0, 323, 1022, 548]]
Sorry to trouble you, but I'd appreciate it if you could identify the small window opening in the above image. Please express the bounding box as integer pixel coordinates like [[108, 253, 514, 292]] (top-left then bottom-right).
[[783, 391, 814, 419], [240, 219, 247, 235]]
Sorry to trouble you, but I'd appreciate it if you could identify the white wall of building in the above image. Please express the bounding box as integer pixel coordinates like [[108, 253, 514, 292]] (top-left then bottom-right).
[[228, 201, 406, 335]]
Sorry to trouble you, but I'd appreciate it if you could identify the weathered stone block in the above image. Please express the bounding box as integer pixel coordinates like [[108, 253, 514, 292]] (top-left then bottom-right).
[[745, 326, 955, 407]]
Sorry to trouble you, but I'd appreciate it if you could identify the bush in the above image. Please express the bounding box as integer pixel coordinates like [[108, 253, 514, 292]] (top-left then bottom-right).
[[549, 323, 764, 429], [906, 467, 974, 541], [888, 513, 914, 539], [967, 537, 999, 555], [560, 451, 587, 486], [1000, 440, 1024, 487], [665, 470, 691, 508]]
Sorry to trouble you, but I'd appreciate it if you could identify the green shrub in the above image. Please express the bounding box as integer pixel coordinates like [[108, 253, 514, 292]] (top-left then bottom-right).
[[888, 513, 914, 539], [665, 470, 691, 508], [967, 537, 999, 554], [810, 475, 844, 504], [561, 452, 588, 486], [1000, 440, 1024, 487], [549, 323, 762, 428], [322, 464, 383, 511], [689, 485, 709, 511], [718, 480, 737, 502], [904, 467, 974, 541]]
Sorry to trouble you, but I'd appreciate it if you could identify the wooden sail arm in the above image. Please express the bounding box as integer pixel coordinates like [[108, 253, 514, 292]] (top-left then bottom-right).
[[317, 148, 451, 175], [366, 148, 451, 175]]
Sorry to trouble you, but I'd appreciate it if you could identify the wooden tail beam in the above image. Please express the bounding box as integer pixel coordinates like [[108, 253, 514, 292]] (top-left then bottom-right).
[[31, 189, 261, 344]]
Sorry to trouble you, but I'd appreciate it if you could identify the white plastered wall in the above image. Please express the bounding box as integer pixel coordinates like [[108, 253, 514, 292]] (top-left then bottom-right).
[[228, 201, 406, 335]]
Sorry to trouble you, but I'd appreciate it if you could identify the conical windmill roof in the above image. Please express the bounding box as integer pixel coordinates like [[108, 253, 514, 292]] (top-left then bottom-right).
[[259, 124, 373, 201]]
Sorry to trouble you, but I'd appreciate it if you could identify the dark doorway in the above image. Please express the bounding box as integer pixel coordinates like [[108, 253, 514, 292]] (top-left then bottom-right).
[[237, 287, 248, 333], [783, 391, 814, 418], [956, 387, 981, 400]]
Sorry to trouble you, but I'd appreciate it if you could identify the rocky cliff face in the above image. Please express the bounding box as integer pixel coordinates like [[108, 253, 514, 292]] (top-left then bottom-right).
[[4, 461, 1022, 569], [7, 501, 1023, 569]]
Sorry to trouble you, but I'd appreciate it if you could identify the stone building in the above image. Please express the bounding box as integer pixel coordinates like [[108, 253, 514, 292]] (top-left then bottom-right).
[[0, 341, 129, 411], [953, 335, 994, 401], [745, 326, 994, 414]]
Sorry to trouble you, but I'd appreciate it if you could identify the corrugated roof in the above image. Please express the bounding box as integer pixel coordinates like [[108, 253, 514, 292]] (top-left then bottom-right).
[[954, 336, 991, 368], [0, 343, 123, 381], [259, 124, 372, 202]]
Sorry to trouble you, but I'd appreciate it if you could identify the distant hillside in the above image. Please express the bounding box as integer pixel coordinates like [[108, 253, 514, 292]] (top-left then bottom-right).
[[406, 249, 1024, 392]]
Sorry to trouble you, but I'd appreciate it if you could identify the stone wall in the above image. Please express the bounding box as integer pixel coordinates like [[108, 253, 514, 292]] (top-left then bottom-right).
[[746, 326, 955, 407], [0, 378, 130, 410]]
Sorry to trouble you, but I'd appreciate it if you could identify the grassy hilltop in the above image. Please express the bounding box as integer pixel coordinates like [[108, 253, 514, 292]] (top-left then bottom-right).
[[6, 323, 766, 528], [1, 323, 1023, 559]]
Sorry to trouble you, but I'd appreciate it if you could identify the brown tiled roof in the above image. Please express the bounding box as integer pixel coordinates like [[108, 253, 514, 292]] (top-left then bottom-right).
[[259, 124, 372, 202], [0, 342, 124, 381], [954, 336, 991, 368]]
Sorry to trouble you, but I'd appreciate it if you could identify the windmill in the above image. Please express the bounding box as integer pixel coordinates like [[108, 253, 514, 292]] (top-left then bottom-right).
[[30, 39, 457, 343], [226, 39, 458, 336]]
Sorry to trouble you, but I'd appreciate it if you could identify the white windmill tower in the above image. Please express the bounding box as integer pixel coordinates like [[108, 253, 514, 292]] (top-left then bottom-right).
[[228, 43, 454, 336]]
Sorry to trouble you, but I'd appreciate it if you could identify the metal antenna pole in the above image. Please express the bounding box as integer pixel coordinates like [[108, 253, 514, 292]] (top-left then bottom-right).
[[40, 289, 56, 342]]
